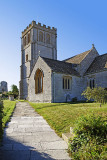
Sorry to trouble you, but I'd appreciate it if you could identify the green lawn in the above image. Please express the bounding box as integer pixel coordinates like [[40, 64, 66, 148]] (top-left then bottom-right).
[[29, 102, 107, 137], [2, 100, 16, 128]]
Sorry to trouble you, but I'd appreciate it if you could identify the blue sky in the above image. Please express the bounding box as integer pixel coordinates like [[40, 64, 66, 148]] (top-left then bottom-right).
[[0, 0, 107, 90]]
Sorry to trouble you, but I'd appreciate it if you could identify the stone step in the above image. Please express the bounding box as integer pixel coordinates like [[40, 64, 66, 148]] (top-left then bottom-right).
[[70, 127, 73, 134], [62, 133, 74, 144]]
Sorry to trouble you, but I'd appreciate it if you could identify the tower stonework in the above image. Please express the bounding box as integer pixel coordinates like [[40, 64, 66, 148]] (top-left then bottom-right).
[[19, 21, 57, 99]]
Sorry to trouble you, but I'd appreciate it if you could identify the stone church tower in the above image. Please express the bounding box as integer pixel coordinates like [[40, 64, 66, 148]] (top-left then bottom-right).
[[19, 21, 57, 99]]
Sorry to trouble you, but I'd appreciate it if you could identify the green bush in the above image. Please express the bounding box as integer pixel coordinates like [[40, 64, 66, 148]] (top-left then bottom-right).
[[0, 100, 3, 144], [74, 114, 107, 142], [68, 114, 107, 159], [70, 140, 107, 160]]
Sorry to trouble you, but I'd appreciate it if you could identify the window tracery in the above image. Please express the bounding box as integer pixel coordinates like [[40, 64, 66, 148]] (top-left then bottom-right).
[[35, 69, 43, 94], [28, 32, 30, 43], [46, 33, 50, 44], [63, 77, 71, 90]]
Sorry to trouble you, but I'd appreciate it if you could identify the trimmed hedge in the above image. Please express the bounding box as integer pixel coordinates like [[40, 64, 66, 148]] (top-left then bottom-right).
[[0, 100, 3, 144]]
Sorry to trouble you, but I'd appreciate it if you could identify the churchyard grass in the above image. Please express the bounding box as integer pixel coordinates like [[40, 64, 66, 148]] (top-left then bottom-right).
[[2, 100, 16, 128], [29, 102, 107, 137], [18, 100, 28, 102]]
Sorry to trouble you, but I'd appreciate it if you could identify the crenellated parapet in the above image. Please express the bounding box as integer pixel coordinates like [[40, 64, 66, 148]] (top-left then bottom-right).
[[22, 20, 57, 37]]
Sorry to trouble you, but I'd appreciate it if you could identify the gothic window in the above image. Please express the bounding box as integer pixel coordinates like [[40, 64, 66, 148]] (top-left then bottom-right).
[[39, 31, 43, 42], [46, 33, 50, 44], [68, 79, 70, 89], [28, 32, 30, 43], [63, 78, 64, 89], [24, 36, 26, 46], [63, 77, 71, 90], [26, 54, 28, 61], [90, 80, 92, 89], [93, 79, 95, 88], [35, 69, 43, 94], [89, 79, 95, 89]]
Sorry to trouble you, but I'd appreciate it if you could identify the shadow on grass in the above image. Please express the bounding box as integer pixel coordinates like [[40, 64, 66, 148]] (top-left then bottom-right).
[[30, 101, 95, 110], [0, 135, 54, 160], [32, 103, 68, 110], [69, 101, 94, 104]]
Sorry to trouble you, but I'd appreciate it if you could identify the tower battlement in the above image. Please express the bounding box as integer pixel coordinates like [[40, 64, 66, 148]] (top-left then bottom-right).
[[22, 20, 57, 37]]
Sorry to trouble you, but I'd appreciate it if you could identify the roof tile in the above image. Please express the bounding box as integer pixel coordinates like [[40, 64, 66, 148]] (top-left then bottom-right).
[[42, 57, 80, 76], [85, 53, 107, 74], [64, 50, 91, 64]]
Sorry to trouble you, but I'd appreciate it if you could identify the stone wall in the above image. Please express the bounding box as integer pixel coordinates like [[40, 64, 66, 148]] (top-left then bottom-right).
[[19, 78, 28, 99], [86, 70, 107, 88], [52, 70, 107, 103], [52, 73, 86, 102], [28, 57, 52, 102]]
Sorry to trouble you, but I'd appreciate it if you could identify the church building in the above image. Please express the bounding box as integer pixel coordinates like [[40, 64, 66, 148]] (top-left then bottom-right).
[[19, 21, 107, 102]]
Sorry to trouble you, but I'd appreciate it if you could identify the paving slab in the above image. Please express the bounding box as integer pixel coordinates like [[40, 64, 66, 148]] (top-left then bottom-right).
[[0, 151, 30, 160], [0, 102, 71, 160], [44, 150, 71, 160], [40, 141, 68, 150]]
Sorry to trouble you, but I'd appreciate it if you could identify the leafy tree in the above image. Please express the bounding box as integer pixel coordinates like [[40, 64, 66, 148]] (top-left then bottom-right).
[[82, 87, 107, 103], [11, 85, 19, 93], [8, 91, 13, 95], [11, 85, 19, 98]]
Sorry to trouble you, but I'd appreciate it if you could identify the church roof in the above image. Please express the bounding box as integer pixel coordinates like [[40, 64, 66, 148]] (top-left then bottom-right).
[[85, 53, 107, 75], [42, 57, 80, 76], [64, 49, 91, 64]]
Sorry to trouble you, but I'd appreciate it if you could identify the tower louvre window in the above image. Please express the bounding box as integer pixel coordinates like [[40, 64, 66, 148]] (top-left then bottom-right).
[[28, 32, 30, 43], [39, 31, 43, 42], [46, 33, 50, 44], [24, 36, 26, 46]]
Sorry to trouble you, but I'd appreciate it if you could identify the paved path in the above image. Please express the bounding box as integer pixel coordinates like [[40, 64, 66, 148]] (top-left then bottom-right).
[[0, 102, 71, 160]]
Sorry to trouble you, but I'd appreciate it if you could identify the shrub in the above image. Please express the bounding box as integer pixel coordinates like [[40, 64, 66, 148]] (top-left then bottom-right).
[[70, 141, 107, 160], [82, 87, 107, 103], [72, 97, 78, 102], [11, 84, 19, 98], [68, 114, 107, 159], [74, 114, 107, 142], [0, 100, 3, 144]]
